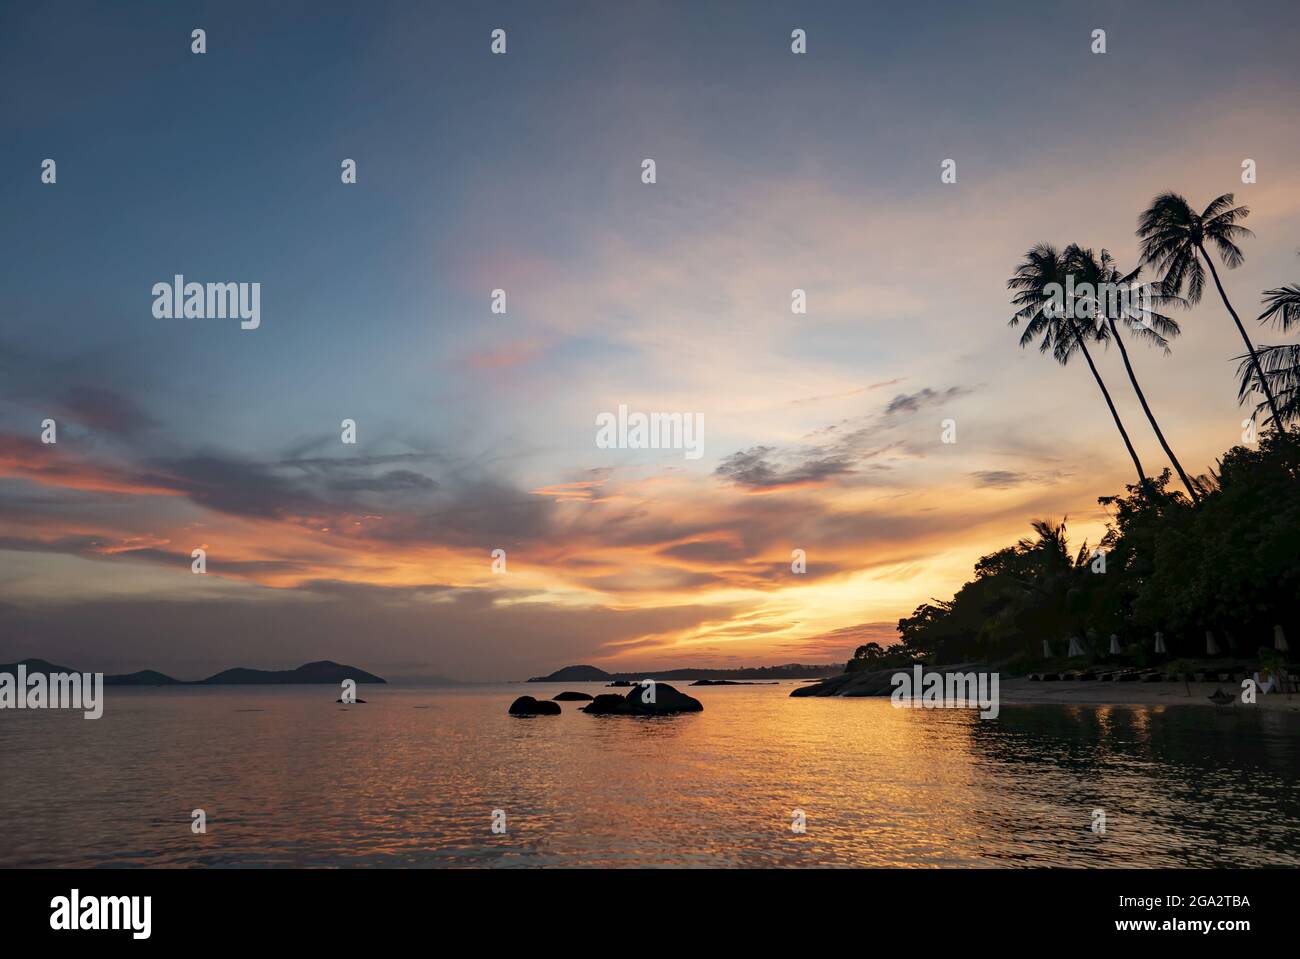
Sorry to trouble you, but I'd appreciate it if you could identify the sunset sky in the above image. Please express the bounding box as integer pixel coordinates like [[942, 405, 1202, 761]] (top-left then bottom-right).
[[2, 1, 1299, 680]]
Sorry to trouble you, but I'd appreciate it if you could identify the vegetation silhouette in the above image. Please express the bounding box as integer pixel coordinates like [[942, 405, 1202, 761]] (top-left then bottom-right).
[[879, 194, 1300, 671], [1008, 242, 1148, 484], [1137, 192, 1282, 425], [1238, 254, 1300, 429], [884, 432, 1297, 667]]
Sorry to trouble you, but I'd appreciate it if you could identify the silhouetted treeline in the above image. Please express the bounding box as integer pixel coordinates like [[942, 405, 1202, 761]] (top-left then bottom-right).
[[863, 430, 1299, 668]]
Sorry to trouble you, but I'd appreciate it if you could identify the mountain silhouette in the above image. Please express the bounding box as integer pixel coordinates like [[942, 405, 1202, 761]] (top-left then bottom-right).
[[0, 658, 384, 685]]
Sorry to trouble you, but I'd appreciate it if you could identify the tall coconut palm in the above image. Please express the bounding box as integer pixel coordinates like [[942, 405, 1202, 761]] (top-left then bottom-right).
[[1136, 192, 1283, 426], [1063, 244, 1201, 502], [1008, 243, 1148, 485]]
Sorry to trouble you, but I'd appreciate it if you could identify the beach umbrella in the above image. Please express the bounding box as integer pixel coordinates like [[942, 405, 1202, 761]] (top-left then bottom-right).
[[1067, 636, 1085, 657], [1205, 630, 1220, 656], [1042, 639, 1052, 658], [1276, 625, 1290, 652], [1109, 634, 1122, 655], [1154, 631, 1167, 654]]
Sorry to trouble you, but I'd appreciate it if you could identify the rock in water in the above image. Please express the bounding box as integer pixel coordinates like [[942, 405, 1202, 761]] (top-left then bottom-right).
[[552, 691, 595, 701], [581, 694, 630, 714], [509, 695, 561, 716], [580, 683, 703, 716]]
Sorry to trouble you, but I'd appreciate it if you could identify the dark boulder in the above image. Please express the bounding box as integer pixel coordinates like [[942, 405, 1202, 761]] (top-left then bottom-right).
[[581, 694, 629, 714], [580, 682, 703, 716], [552, 691, 594, 701], [509, 695, 561, 716]]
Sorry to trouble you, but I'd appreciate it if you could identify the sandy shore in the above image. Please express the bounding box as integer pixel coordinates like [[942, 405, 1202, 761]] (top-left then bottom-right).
[[997, 677, 1300, 711]]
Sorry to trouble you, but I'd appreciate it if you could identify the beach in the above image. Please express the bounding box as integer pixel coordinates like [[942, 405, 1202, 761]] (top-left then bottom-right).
[[996, 677, 1300, 711]]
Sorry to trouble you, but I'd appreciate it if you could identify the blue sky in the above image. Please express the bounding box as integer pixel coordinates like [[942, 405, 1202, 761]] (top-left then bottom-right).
[[2, 1, 1298, 679]]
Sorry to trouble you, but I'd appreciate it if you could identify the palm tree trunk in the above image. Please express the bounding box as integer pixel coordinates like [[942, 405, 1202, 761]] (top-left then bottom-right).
[[1071, 321, 1148, 485], [1105, 317, 1200, 503], [1199, 244, 1284, 428]]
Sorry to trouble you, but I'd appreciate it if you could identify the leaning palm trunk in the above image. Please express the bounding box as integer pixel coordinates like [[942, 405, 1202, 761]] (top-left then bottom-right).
[[1104, 316, 1200, 502], [1200, 245, 1284, 427], [1071, 320, 1147, 484]]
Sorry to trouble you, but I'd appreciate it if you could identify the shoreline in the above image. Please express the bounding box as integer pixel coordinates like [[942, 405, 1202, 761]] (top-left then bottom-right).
[[995, 677, 1300, 711], [795, 664, 1300, 712]]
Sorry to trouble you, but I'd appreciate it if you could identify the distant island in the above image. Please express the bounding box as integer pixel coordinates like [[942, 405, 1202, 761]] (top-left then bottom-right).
[[527, 663, 842, 683], [0, 658, 386, 686]]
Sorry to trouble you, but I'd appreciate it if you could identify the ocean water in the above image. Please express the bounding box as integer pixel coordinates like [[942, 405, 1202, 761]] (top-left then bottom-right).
[[2, 682, 1299, 868]]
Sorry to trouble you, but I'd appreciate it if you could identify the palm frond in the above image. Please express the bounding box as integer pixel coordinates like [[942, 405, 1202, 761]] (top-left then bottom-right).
[[1235, 343, 1300, 428], [1259, 284, 1300, 331], [1199, 193, 1237, 221]]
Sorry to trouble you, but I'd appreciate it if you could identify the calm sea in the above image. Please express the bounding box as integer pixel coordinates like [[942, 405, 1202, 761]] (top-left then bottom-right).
[[3, 682, 1298, 867]]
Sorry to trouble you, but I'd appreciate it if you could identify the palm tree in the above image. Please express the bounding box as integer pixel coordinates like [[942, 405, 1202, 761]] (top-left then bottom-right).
[[1063, 244, 1201, 502], [1136, 192, 1283, 426], [1016, 518, 1093, 573], [1012, 517, 1095, 647], [1236, 344, 1300, 429], [1238, 262, 1300, 430], [1008, 243, 1148, 485]]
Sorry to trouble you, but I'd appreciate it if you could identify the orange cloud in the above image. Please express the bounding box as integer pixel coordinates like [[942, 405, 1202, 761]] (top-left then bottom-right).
[[0, 435, 180, 498]]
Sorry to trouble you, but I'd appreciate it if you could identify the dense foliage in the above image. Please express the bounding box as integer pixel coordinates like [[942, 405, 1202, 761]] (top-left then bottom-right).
[[868, 431, 1300, 668]]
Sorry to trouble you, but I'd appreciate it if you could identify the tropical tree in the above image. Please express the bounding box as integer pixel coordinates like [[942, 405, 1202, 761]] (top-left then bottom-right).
[[1063, 244, 1200, 502], [1237, 343, 1300, 429], [893, 433, 1300, 667], [1238, 260, 1300, 429], [1012, 518, 1096, 625], [1136, 192, 1283, 426], [1008, 243, 1148, 484], [894, 516, 1122, 664], [1109, 431, 1300, 639], [845, 641, 917, 672]]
